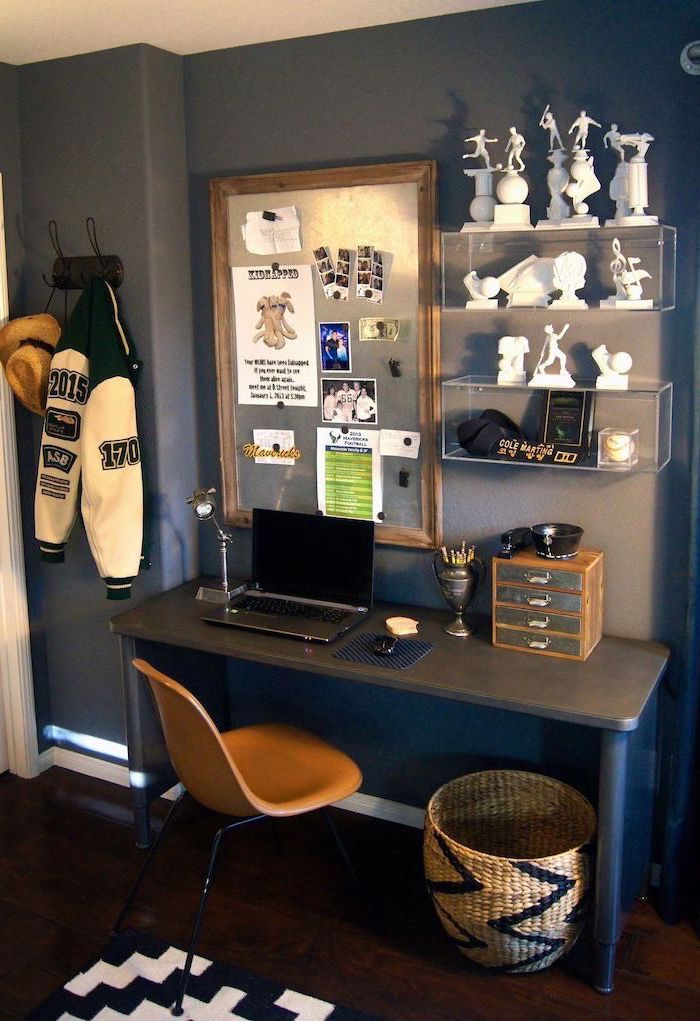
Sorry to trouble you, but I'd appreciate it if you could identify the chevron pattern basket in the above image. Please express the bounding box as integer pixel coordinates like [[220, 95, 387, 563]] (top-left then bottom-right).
[[423, 770, 596, 973]]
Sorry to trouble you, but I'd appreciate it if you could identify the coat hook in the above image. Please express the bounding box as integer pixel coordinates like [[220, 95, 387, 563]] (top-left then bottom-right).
[[86, 217, 108, 276]]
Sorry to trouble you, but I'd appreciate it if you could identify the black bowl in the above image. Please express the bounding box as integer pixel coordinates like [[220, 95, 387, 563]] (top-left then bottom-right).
[[531, 523, 583, 560]]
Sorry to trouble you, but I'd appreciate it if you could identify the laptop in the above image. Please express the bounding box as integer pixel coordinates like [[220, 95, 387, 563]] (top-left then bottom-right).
[[202, 508, 375, 643]]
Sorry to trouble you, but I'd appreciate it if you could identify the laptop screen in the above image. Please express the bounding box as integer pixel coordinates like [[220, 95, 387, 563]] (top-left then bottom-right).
[[252, 508, 375, 608]]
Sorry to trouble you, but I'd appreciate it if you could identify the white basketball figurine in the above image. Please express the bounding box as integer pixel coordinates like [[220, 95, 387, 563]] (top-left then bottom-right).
[[461, 129, 501, 231], [592, 344, 632, 389], [568, 110, 601, 150], [529, 323, 576, 388], [600, 237, 653, 309], [464, 271, 500, 308], [539, 105, 564, 151], [493, 127, 532, 230], [497, 335, 530, 385], [550, 251, 588, 308]]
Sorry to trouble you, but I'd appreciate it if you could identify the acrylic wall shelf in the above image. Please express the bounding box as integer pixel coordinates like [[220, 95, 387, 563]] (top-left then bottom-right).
[[442, 376, 672, 473], [442, 225, 676, 311]]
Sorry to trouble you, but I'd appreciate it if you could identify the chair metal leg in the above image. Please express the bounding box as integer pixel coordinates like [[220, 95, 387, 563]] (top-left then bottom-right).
[[112, 790, 187, 936], [171, 814, 265, 1016], [322, 807, 373, 918]]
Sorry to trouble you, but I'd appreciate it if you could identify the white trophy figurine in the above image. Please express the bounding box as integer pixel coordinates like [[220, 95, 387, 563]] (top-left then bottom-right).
[[529, 323, 576, 388], [536, 149, 572, 228], [568, 110, 601, 151], [603, 123, 631, 221], [461, 129, 501, 231], [615, 131, 657, 224], [497, 335, 530, 385], [493, 126, 533, 230], [464, 270, 500, 308], [592, 344, 633, 389], [565, 150, 601, 226], [600, 237, 653, 309], [550, 251, 588, 308], [539, 104, 564, 151], [497, 254, 556, 307]]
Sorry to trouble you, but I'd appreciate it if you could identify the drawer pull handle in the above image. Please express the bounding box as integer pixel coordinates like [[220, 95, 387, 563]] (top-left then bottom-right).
[[526, 594, 551, 607], [527, 637, 551, 650], [524, 570, 551, 584], [526, 615, 550, 628]]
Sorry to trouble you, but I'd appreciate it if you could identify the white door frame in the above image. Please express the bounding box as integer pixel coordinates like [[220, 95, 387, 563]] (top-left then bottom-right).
[[0, 174, 39, 778]]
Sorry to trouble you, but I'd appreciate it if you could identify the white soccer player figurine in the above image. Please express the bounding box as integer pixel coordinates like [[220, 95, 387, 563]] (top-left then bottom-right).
[[568, 110, 601, 150], [462, 129, 499, 169], [505, 126, 526, 172]]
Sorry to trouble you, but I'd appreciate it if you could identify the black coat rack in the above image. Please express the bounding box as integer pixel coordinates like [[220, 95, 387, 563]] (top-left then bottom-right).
[[42, 218, 124, 292]]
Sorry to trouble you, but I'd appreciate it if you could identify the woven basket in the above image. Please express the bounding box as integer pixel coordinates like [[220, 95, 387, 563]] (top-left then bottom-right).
[[423, 770, 596, 973]]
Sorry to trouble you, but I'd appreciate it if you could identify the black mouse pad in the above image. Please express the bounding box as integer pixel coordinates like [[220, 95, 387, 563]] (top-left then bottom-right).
[[333, 632, 432, 670]]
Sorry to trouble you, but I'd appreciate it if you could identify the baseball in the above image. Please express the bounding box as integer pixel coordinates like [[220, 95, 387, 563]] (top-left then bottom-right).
[[609, 351, 632, 374], [604, 432, 635, 462]]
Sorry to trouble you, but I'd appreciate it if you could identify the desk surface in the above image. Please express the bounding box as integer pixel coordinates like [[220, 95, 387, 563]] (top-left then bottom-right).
[[111, 580, 669, 732]]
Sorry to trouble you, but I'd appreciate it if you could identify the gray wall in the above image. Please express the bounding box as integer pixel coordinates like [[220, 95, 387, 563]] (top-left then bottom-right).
[[16, 46, 198, 748]]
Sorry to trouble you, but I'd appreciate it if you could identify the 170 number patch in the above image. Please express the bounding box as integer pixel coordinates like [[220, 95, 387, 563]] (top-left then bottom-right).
[[99, 436, 141, 470]]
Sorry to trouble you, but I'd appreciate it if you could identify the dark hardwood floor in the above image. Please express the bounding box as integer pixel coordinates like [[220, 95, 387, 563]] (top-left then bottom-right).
[[1, 767, 699, 1020]]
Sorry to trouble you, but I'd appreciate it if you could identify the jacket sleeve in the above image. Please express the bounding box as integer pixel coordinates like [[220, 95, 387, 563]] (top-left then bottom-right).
[[81, 373, 143, 599], [34, 348, 88, 562]]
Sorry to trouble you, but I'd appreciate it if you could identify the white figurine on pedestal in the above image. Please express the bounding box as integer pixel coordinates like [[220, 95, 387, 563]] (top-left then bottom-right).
[[615, 132, 658, 224], [539, 105, 564, 151], [565, 150, 601, 226], [461, 129, 501, 231], [464, 271, 500, 308], [536, 149, 572, 228], [603, 123, 631, 221], [529, 323, 575, 388], [550, 251, 588, 308], [592, 344, 632, 389], [568, 110, 601, 150], [600, 237, 653, 309], [493, 127, 532, 230], [497, 335, 530, 385]]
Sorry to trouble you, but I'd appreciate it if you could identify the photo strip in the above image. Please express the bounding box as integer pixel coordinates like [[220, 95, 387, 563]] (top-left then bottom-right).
[[313, 245, 337, 298], [321, 377, 378, 425], [356, 245, 384, 304]]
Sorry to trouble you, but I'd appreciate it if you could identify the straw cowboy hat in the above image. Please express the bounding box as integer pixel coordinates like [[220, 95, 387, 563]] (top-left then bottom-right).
[[0, 313, 61, 416]]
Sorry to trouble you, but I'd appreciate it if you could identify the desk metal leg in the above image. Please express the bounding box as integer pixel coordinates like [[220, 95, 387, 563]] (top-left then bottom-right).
[[593, 729, 629, 994]]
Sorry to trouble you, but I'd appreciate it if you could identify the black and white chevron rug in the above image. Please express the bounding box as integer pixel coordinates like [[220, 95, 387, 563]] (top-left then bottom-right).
[[26, 928, 383, 1020]]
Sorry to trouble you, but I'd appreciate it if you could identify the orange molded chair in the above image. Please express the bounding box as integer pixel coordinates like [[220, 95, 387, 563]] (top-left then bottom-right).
[[114, 658, 363, 1016]]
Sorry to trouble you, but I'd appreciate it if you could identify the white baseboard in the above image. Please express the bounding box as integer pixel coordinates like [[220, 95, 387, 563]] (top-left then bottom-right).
[[38, 745, 425, 828]]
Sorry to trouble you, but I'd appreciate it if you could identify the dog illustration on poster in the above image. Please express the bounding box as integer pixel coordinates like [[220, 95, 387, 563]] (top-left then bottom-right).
[[253, 292, 297, 349]]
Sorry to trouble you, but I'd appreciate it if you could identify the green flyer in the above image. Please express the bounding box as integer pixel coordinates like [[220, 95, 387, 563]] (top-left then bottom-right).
[[317, 427, 381, 520]]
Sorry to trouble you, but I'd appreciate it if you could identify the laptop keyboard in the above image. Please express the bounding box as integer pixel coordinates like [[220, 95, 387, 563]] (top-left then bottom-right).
[[241, 595, 349, 624]]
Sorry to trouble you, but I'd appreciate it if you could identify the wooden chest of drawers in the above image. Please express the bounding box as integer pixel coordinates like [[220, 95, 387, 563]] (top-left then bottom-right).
[[492, 548, 604, 661]]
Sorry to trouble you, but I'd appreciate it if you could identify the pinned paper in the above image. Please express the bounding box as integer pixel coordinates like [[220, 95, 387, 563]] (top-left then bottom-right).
[[317, 427, 382, 521], [380, 430, 420, 459], [242, 207, 301, 255], [248, 429, 300, 465]]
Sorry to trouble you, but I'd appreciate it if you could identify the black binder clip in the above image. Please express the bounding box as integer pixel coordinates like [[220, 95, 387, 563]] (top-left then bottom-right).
[[389, 359, 401, 378], [399, 469, 411, 488]]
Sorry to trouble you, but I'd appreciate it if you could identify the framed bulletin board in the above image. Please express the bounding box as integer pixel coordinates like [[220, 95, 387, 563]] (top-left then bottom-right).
[[210, 160, 441, 549]]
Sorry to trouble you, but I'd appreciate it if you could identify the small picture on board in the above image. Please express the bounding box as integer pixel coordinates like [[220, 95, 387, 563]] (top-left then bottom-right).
[[319, 322, 351, 372], [321, 378, 378, 425]]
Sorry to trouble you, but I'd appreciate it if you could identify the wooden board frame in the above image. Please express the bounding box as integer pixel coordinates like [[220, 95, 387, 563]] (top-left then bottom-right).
[[210, 160, 442, 549]]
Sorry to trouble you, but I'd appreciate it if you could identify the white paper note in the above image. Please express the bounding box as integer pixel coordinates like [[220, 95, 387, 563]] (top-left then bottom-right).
[[241, 206, 301, 255], [380, 429, 421, 459]]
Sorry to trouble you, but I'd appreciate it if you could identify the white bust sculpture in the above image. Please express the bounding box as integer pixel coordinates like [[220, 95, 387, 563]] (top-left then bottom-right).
[[550, 251, 588, 308], [497, 335, 530, 385]]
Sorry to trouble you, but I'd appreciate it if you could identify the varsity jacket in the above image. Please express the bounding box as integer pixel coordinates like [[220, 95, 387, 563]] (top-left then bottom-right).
[[35, 277, 143, 599]]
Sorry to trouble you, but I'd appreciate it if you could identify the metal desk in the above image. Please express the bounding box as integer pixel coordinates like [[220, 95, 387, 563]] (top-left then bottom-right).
[[111, 579, 668, 993]]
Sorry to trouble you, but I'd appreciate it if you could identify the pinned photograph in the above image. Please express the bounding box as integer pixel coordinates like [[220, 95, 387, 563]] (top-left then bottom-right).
[[313, 244, 337, 298], [356, 245, 385, 303], [359, 317, 400, 341], [321, 377, 378, 425], [319, 322, 351, 372]]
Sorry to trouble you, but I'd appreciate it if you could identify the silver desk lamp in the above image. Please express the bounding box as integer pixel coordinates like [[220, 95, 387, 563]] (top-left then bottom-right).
[[186, 487, 237, 603]]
